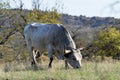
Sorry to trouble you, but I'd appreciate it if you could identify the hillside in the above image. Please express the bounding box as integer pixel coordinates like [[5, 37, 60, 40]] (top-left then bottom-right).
[[61, 14, 120, 28]]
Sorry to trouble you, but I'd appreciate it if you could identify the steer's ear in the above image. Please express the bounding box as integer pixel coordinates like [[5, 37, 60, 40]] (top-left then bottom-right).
[[64, 50, 71, 58]]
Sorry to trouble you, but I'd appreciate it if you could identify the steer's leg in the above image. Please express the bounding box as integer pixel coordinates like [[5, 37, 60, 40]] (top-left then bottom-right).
[[32, 48, 38, 65], [34, 50, 42, 64], [47, 45, 53, 68], [65, 59, 69, 69], [35, 51, 42, 58], [48, 57, 53, 68], [28, 47, 37, 69], [25, 38, 37, 70]]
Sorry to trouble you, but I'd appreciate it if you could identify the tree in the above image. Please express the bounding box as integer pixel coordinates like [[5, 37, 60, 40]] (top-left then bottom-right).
[[0, 0, 62, 63], [26, 4, 61, 24], [0, 0, 61, 44], [95, 27, 120, 58]]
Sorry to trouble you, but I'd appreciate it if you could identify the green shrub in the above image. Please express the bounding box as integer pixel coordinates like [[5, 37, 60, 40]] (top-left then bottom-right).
[[95, 27, 120, 57]]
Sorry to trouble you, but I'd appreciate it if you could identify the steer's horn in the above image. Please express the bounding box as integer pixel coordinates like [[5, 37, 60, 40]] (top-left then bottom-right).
[[79, 47, 85, 51], [65, 49, 71, 53]]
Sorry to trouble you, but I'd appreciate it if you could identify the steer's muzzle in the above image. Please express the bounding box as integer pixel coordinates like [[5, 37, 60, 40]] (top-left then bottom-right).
[[74, 65, 82, 69]]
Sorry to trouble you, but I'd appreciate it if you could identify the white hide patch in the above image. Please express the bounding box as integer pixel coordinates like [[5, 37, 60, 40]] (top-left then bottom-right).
[[74, 50, 82, 65]]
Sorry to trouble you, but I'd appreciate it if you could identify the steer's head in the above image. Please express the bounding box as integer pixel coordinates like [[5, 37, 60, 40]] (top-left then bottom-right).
[[64, 48, 83, 68]]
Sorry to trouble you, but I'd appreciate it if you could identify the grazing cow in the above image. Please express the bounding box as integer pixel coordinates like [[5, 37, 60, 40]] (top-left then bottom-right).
[[24, 23, 82, 69]]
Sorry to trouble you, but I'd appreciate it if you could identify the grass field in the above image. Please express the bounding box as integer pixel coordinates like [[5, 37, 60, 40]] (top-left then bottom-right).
[[0, 60, 120, 80]]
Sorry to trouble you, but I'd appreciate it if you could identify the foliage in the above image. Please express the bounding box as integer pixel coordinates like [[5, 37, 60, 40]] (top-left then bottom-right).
[[95, 27, 120, 57], [0, 32, 28, 62], [26, 9, 61, 24]]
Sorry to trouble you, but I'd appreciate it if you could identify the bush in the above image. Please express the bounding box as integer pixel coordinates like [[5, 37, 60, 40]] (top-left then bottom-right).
[[95, 27, 120, 57]]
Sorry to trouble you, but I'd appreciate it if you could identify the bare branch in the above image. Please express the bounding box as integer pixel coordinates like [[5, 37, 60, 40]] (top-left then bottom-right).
[[0, 28, 18, 45]]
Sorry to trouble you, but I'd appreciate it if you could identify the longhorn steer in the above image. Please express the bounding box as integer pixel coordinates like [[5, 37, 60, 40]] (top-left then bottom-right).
[[24, 23, 82, 69]]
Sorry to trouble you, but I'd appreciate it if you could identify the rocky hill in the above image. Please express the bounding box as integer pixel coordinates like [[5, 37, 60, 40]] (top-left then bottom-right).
[[61, 14, 120, 28]]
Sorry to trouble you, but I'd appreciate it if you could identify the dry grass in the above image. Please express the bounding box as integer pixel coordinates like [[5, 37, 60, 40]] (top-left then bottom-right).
[[0, 59, 120, 80]]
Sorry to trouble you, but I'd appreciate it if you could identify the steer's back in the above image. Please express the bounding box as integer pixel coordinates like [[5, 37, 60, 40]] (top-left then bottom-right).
[[24, 23, 69, 51]]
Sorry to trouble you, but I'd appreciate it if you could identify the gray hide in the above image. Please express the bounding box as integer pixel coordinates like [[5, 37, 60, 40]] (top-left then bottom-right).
[[24, 23, 82, 69]]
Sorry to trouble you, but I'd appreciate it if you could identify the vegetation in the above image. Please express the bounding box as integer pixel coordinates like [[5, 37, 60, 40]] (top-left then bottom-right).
[[95, 27, 120, 57], [82, 27, 120, 60], [0, 1, 120, 80], [0, 60, 120, 80], [26, 9, 61, 24]]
